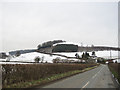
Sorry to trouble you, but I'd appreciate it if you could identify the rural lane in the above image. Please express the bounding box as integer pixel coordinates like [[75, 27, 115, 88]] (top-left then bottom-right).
[[41, 64, 118, 88]]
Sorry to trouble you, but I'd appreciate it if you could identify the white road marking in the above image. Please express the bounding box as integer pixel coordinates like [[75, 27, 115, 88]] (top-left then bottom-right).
[[92, 73, 97, 79], [82, 81, 90, 88], [82, 65, 105, 89], [92, 66, 104, 79], [98, 66, 104, 74]]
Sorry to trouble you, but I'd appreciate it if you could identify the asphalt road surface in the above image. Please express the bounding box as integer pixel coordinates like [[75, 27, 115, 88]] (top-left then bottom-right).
[[42, 64, 118, 88]]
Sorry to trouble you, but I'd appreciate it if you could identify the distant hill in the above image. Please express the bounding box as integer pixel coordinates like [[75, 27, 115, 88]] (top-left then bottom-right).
[[9, 49, 36, 55], [9, 40, 120, 56]]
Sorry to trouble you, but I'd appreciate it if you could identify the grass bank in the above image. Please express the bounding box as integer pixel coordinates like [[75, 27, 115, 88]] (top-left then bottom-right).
[[108, 63, 120, 84]]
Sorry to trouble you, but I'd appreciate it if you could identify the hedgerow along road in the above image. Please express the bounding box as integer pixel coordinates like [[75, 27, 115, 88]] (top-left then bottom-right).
[[39, 64, 119, 88]]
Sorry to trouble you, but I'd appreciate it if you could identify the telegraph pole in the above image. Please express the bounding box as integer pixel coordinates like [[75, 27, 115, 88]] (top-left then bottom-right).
[[81, 43, 83, 47], [110, 50, 112, 59]]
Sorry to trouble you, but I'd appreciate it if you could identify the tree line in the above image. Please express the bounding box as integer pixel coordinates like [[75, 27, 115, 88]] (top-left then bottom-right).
[[37, 40, 65, 49]]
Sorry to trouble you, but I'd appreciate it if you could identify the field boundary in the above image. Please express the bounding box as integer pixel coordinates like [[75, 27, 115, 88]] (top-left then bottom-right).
[[32, 65, 99, 88], [2, 64, 99, 88]]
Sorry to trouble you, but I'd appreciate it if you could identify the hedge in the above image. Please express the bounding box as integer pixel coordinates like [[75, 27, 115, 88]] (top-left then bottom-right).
[[2, 64, 97, 87]]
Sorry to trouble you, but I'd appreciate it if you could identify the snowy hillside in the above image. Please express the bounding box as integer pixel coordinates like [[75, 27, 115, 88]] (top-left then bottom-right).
[[54, 51, 118, 58], [0, 52, 67, 64], [0, 40, 119, 64]]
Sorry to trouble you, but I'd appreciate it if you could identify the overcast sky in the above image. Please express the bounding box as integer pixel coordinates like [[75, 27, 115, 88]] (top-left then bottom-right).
[[0, 1, 118, 52]]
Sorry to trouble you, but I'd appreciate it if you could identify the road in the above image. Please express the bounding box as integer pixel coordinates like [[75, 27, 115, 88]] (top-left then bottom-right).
[[42, 64, 118, 88]]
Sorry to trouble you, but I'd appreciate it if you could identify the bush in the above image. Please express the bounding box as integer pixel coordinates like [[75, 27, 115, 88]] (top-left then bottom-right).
[[52, 57, 61, 63]]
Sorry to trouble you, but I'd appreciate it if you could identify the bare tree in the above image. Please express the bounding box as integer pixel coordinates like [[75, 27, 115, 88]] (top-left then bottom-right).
[[34, 56, 41, 63]]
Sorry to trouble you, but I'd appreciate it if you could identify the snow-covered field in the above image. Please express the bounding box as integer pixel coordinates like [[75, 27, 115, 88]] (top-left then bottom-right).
[[1, 41, 119, 64], [54, 51, 118, 58], [53, 52, 83, 57], [0, 51, 119, 64], [0, 52, 67, 64], [54, 51, 119, 62]]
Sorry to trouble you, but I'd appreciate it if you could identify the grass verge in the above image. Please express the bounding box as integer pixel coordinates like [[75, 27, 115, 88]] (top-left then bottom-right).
[[5, 65, 98, 88], [108, 66, 120, 84]]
